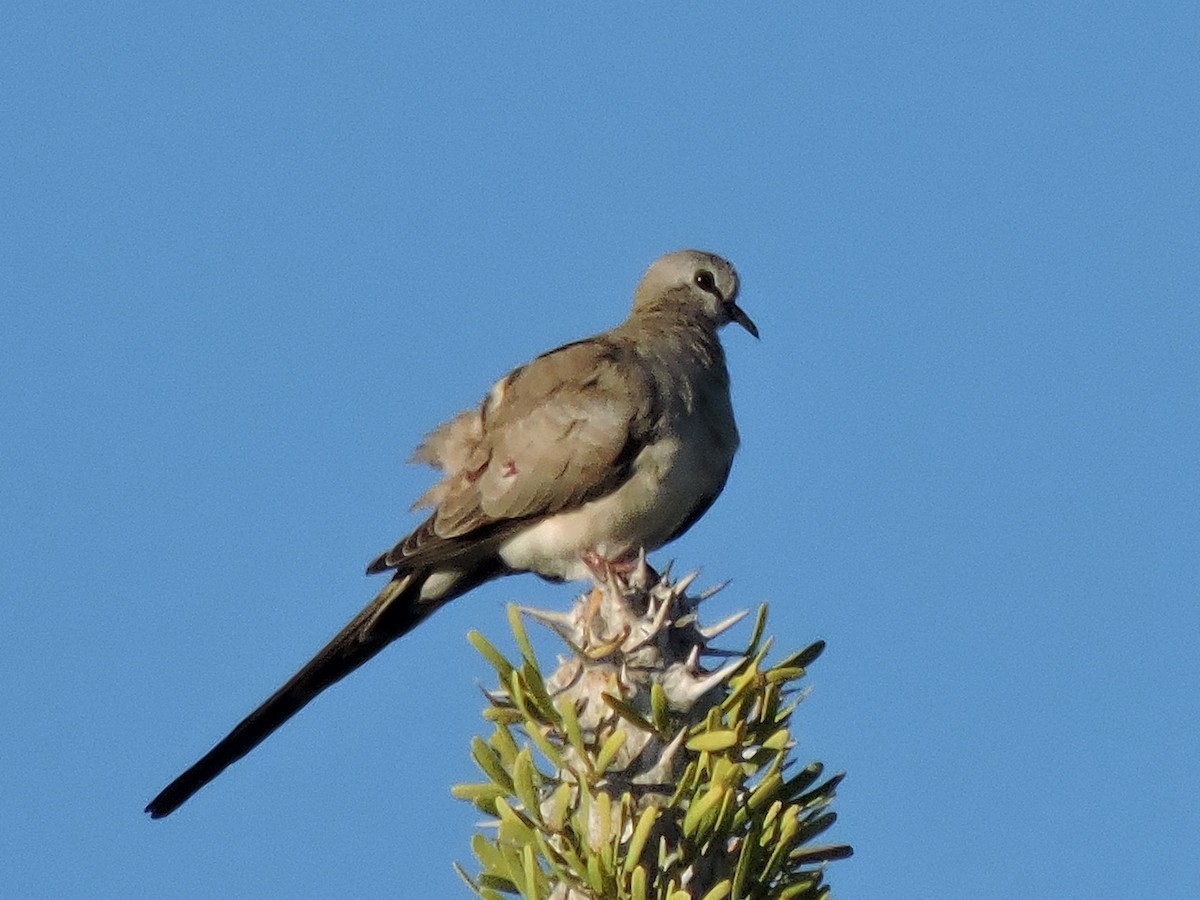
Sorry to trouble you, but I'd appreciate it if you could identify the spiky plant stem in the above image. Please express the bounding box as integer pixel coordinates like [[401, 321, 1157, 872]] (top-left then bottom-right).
[[453, 560, 850, 900]]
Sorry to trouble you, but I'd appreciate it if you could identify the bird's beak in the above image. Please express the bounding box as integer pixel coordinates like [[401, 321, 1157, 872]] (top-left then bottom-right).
[[726, 301, 759, 339]]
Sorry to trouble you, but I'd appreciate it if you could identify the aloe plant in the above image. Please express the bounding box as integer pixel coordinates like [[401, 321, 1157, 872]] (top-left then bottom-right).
[[454, 559, 850, 900]]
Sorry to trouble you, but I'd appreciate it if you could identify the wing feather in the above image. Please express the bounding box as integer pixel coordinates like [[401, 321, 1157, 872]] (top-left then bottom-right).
[[367, 337, 656, 575]]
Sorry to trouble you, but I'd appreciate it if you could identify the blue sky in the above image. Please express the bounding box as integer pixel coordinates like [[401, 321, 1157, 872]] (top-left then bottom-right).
[[3, 3, 1196, 897]]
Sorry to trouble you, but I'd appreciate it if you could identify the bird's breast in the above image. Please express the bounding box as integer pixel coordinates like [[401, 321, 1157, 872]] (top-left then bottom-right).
[[498, 394, 739, 582]]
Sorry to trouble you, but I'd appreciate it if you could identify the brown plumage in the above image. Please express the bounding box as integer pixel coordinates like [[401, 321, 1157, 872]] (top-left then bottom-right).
[[145, 249, 756, 818]]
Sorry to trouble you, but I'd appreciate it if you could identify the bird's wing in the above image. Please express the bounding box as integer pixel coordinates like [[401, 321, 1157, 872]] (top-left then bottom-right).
[[367, 337, 657, 574]]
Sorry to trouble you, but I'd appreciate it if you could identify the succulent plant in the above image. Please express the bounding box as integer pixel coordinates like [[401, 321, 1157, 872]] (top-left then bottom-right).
[[454, 558, 850, 900]]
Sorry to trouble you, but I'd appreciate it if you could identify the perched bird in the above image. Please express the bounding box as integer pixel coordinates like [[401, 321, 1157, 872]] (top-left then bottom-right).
[[146, 249, 757, 818]]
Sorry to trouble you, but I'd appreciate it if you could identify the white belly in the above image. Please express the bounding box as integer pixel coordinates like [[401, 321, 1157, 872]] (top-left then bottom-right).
[[498, 420, 734, 581]]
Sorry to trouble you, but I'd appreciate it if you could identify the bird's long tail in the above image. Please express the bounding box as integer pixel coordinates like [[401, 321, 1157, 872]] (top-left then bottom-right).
[[146, 572, 439, 819]]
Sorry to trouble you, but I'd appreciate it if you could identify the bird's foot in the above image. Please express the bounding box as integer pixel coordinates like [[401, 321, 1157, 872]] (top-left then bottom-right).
[[578, 551, 653, 657], [580, 549, 656, 581], [580, 549, 621, 579]]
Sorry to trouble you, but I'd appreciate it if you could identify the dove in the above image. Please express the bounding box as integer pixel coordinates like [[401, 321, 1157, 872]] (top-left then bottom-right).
[[146, 249, 757, 818]]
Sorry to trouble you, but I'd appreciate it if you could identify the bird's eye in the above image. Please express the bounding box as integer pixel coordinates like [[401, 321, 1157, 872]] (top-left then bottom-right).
[[694, 270, 718, 294]]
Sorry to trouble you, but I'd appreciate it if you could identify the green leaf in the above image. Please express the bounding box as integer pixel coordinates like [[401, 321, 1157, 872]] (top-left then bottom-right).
[[471, 736, 514, 792], [521, 843, 541, 900], [474, 874, 517, 899], [760, 799, 783, 835], [669, 757, 699, 806], [781, 762, 823, 802], [623, 805, 659, 874], [630, 864, 647, 900], [772, 640, 825, 672], [586, 851, 606, 895], [452, 861, 481, 895], [543, 781, 573, 833], [603, 693, 655, 733], [773, 698, 802, 723], [777, 876, 821, 899], [793, 810, 838, 846], [506, 668, 536, 723], [747, 772, 784, 813], [494, 796, 537, 848], [789, 843, 854, 864], [594, 789, 613, 848], [550, 828, 588, 877], [451, 781, 508, 814], [686, 729, 739, 753], [520, 659, 561, 725], [523, 719, 567, 771], [558, 696, 588, 768], [765, 666, 807, 685], [761, 806, 799, 877], [761, 727, 791, 751], [720, 666, 760, 717], [682, 782, 727, 840], [600, 793, 623, 873], [713, 780, 738, 838], [507, 604, 539, 668], [532, 829, 571, 874], [471, 834, 512, 882], [482, 706, 525, 726], [731, 820, 757, 899], [594, 728, 628, 773], [489, 723, 521, 768], [468, 629, 516, 683], [794, 772, 844, 810], [700, 704, 725, 734], [512, 748, 542, 823], [650, 682, 670, 733], [743, 604, 769, 657]]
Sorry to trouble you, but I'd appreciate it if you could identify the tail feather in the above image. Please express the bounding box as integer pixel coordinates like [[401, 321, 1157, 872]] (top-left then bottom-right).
[[146, 574, 431, 819]]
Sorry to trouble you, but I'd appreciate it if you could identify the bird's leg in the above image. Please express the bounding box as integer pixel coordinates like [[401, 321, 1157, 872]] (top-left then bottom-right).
[[578, 550, 656, 656], [579, 549, 611, 578]]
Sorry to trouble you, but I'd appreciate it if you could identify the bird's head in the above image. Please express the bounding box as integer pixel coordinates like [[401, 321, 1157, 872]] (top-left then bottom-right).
[[632, 250, 758, 339]]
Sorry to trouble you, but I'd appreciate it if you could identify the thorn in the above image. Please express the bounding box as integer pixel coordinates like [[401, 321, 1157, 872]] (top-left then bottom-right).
[[481, 686, 510, 704], [630, 548, 654, 590], [699, 608, 750, 641], [649, 590, 673, 632], [688, 658, 744, 698], [650, 728, 688, 775], [519, 604, 577, 630], [673, 569, 700, 597], [664, 659, 739, 707], [696, 579, 731, 602], [624, 593, 675, 654], [745, 695, 763, 724], [518, 604, 580, 643]]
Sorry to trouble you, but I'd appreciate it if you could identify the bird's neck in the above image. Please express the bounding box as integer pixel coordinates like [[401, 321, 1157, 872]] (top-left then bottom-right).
[[617, 311, 731, 411]]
